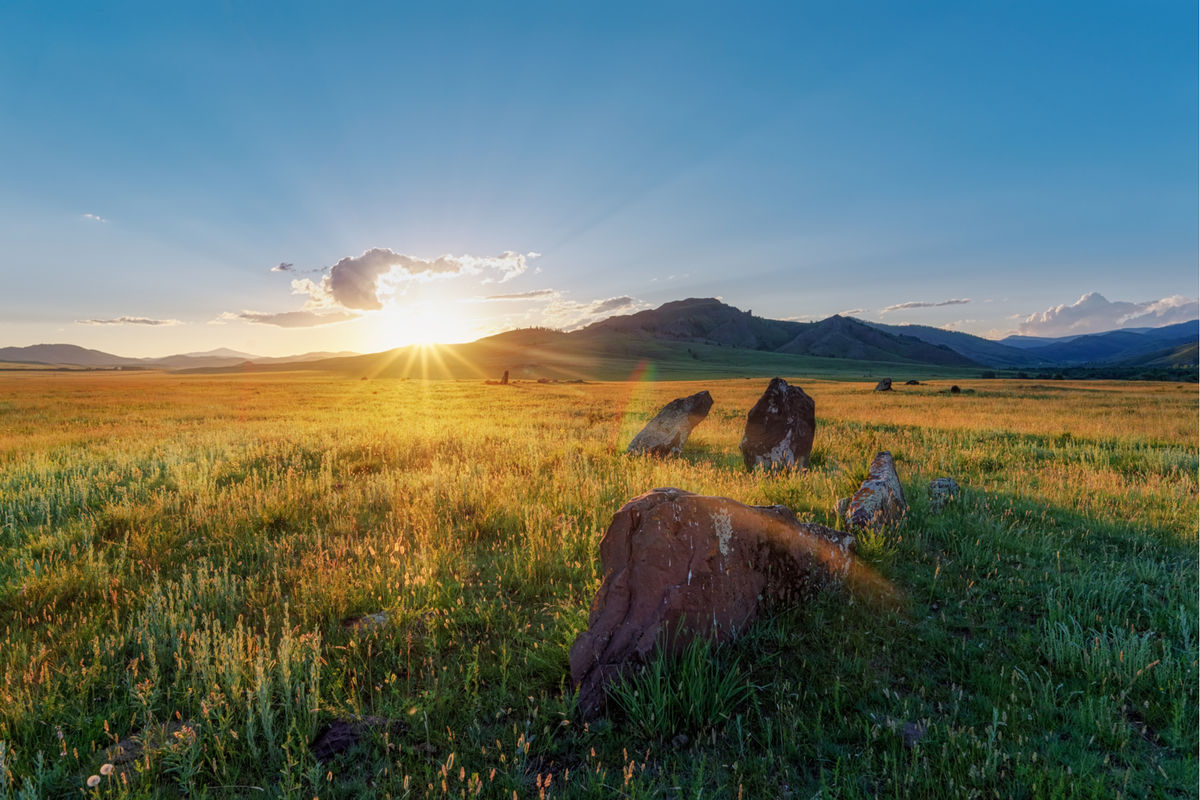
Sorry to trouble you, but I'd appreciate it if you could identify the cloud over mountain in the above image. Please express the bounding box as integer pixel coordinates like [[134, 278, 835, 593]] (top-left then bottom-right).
[[1019, 292, 1199, 336], [542, 295, 642, 329], [881, 299, 971, 313]]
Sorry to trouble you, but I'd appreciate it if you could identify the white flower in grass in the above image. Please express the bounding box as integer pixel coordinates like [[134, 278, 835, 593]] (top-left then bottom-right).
[[86, 774, 101, 787], [100, 763, 114, 776]]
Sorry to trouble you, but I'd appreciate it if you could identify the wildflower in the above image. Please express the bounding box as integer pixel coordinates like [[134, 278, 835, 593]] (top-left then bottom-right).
[[100, 763, 114, 776], [86, 775, 101, 787]]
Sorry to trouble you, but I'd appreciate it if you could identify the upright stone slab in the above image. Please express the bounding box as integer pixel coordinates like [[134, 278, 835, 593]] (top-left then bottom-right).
[[569, 488, 855, 719], [626, 390, 713, 457], [740, 378, 815, 470], [874, 378, 893, 392]]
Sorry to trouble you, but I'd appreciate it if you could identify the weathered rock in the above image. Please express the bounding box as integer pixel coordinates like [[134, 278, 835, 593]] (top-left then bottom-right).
[[874, 378, 893, 392], [928, 477, 960, 513], [501, 369, 509, 385], [626, 390, 713, 457], [844, 452, 907, 532], [949, 385, 961, 394], [904, 379, 920, 385], [740, 378, 816, 470], [569, 488, 855, 719]]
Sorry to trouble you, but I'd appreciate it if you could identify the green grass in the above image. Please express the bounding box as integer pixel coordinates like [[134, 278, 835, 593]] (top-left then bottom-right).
[[0, 373, 1195, 798]]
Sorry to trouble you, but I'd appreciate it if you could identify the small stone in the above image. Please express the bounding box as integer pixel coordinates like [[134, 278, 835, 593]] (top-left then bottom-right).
[[671, 733, 689, 749], [901, 721, 926, 749], [949, 385, 961, 394], [874, 378, 893, 392], [928, 477, 960, 514], [904, 379, 920, 385]]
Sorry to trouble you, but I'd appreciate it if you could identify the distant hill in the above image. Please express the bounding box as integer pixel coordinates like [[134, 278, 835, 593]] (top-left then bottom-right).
[[866, 322, 1049, 368], [0, 344, 362, 370], [1018, 321, 1198, 366], [777, 315, 976, 366], [580, 298, 804, 350], [4, 301, 1193, 380], [0, 344, 145, 368]]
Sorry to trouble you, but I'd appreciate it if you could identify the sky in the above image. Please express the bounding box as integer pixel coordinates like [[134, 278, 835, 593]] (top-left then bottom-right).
[[0, 1, 1196, 357]]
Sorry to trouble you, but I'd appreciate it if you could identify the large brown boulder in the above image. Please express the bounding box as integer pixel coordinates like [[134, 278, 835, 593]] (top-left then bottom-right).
[[569, 488, 855, 719], [844, 451, 907, 531], [626, 390, 713, 456], [739, 378, 815, 470]]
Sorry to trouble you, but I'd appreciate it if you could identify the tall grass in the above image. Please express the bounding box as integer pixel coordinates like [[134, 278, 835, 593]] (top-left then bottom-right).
[[0, 372, 1194, 797]]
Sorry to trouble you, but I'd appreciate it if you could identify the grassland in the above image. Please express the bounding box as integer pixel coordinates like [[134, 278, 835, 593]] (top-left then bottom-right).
[[0, 371, 1195, 798]]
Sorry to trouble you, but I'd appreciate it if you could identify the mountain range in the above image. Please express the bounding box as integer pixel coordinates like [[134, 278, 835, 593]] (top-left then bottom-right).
[[2, 298, 1195, 379]]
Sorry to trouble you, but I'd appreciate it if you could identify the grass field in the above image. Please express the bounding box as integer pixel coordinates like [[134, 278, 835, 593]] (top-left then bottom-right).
[[0, 371, 1195, 798]]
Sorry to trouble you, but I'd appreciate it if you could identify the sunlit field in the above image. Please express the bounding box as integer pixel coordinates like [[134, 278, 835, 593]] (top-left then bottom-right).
[[0, 372, 1195, 798]]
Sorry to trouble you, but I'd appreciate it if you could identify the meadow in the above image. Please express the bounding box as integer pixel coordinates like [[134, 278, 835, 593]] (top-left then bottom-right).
[[0, 371, 1195, 798]]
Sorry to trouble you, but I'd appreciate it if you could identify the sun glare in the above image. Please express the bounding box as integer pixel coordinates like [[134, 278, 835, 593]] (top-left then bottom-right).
[[376, 304, 475, 349]]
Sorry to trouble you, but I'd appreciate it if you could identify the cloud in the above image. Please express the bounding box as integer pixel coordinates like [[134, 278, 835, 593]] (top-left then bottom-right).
[[880, 299, 971, 313], [1018, 292, 1199, 337], [300, 248, 537, 310], [218, 309, 360, 328], [271, 262, 294, 272], [542, 295, 643, 329], [81, 213, 107, 222], [483, 289, 559, 301], [78, 316, 180, 326], [838, 308, 867, 317]]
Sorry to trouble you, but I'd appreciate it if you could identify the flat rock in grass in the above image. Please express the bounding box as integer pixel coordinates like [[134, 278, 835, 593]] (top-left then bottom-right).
[[569, 487, 855, 720], [626, 390, 713, 456], [844, 451, 907, 532], [740, 378, 816, 470], [904, 379, 920, 385], [311, 716, 405, 761], [928, 477, 960, 513], [100, 721, 195, 784], [341, 611, 389, 632], [874, 378, 893, 392]]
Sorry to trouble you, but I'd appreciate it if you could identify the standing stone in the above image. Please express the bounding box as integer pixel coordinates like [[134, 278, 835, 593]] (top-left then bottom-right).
[[500, 369, 509, 385], [626, 391, 713, 457], [843, 451, 907, 531], [928, 477, 960, 513], [874, 378, 893, 392], [740, 378, 816, 470], [569, 488, 856, 720]]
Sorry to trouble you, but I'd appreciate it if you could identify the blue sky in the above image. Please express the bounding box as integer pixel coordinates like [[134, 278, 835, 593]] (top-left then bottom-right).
[[1, 1, 1195, 356]]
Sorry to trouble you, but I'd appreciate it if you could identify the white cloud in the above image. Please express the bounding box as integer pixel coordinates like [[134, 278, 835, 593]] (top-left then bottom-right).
[[880, 298, 971, 313], [1018, 292, 1199, 336], [78, 316, 180, 326], [81, 213, 108, 223], [299, 248, 537, 310], [218, 309, 360, 328], [482, 289, 559, 301]]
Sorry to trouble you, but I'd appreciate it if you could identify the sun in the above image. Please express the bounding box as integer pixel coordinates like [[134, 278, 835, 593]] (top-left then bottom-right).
[[373, 303, 476, 349]]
